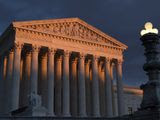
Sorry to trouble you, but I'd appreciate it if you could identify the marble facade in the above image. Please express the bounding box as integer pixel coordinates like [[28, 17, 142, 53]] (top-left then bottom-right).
[[0, 18, 128, 117]]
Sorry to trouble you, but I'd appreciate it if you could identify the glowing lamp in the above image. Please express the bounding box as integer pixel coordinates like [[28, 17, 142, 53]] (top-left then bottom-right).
[[140, 22, 158, 36]]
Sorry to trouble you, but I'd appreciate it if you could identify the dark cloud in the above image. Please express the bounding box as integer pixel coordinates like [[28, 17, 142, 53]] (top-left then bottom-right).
[[0, 0, 159, 87]]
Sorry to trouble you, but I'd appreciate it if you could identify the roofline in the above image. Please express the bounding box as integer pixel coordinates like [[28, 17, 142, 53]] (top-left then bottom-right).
[[12, 17, 79, 26], [76, 18, 128, 49]]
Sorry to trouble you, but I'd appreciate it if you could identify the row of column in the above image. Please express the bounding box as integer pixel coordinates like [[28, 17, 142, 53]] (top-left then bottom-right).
[[0, 43, 125, 117]]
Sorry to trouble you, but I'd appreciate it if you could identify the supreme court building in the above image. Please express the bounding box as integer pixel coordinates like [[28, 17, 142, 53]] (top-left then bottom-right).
[[0, 18, 129, 117]]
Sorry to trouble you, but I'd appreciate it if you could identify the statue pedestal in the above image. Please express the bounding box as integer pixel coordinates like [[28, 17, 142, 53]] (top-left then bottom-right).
[[20, 106, 47, 116], [12, 93, 47, 116]]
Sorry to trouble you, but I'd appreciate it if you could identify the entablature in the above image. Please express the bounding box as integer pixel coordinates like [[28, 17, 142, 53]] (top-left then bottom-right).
[[14, 27, 123, 60]]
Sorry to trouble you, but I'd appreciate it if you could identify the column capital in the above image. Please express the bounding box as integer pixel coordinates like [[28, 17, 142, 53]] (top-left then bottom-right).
[[7, 48, 14, 55], [105, 57, 111, 63], [26, 51, 31, 56], [41, 53, 47, 59], [32, 45, 40, 52], [79, 53, 86, 59], [71, 57, 78, 64], [85, 59, 91, 65], [63, 50, 70, 57], [99, 61, 103, 66], [57, 55, 63, 62], [14, 42, 23, 50], [93, 55, 99, 61], [48, 47, 57, 55], [88, 59, 92, 63], [117, 59, 123, 65]]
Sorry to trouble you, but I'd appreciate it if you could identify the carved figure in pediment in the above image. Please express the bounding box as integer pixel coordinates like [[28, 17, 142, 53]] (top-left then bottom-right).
[[44, 26, 51, 32], [53, 24, 60, 33], [79, 28, 84, 38], [84, 30, 90, 39], [88, 31, 93, 40], [91, 34, 97, 41], [83, 29, 87, 38], [72, 24, 79, 36], [60, 25, 66, 35], [68, 24, 74, 36], [65, 25, 70, 36], [36, 26, 41, 31]]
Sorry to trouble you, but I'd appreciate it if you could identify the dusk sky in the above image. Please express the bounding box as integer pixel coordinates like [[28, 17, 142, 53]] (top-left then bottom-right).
[[0, 0, 159, 87]]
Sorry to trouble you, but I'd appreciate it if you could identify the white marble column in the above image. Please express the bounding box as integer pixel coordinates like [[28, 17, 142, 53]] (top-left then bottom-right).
[[78, 53, 86, 116], [62, 50, 70, 116], [1, 55, 7, 111], [110, 62, 116, 116], [6, 50, 14, 111], [101, 68, 105, 116], [19, 57, 24, 107], [99, 61, 105, 116], [89, 62, 92, 115], [11, 43, 23, 110], [3, 55, 7, 110], [20, 58, 24, 82], [0, 55, 4, 81], [105, 58, 113, 117], [30, 45, 39, 94], [3, 56, 7, 81], [116, 60, 125, 116], [0, 55, 5, 113], [85, 59, 91, 116], [55, 55, 62, 116], [0, 56, 4, 80], [70, 58, 78, 116], [47, 48, 56, 116], [6, 50, 14, 81], [41, 53, 47, 107], [24, 52, 31, 105], [92, 55, 100, 117]]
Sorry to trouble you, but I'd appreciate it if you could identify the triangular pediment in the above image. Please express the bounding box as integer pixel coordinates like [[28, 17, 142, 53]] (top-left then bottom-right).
[[12, 18, 127, 49]]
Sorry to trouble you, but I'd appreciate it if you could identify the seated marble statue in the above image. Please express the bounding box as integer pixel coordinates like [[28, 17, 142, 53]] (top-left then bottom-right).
[[28, 92, 42, 107]]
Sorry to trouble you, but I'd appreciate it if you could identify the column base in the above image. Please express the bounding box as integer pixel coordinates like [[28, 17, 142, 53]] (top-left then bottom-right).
[[62, 113, 71, 117], [78, 113, 87, 117], [92, 113, 101, 117], [47, 112, 55, 117]]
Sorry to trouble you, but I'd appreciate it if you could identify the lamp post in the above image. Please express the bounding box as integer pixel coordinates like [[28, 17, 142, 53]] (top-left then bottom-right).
[[140, 22, 160, 110]]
